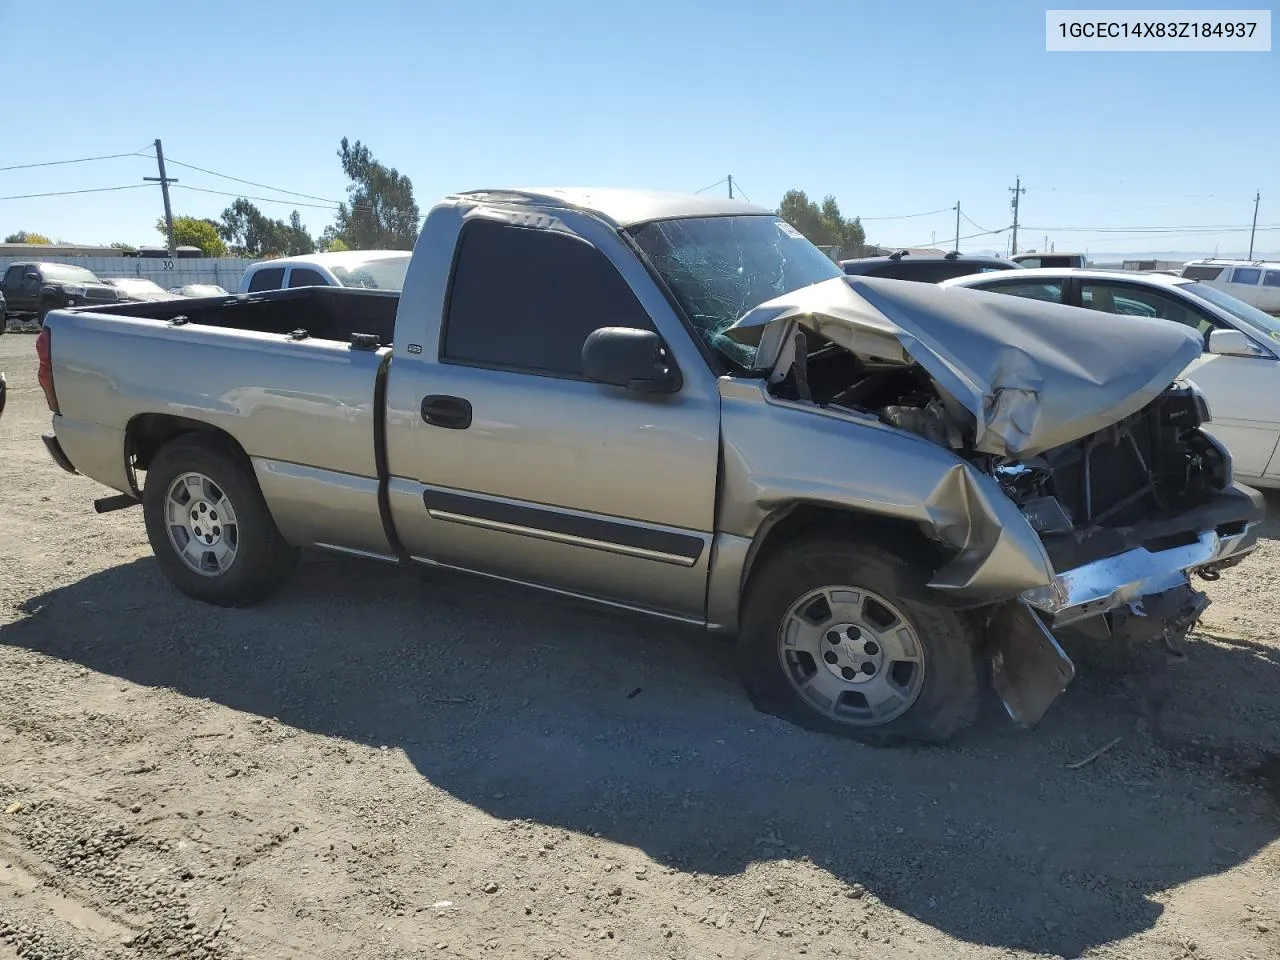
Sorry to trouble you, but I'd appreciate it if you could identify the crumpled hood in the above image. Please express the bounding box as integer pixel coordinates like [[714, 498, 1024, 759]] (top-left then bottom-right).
[[723, 275, 1204, 458]]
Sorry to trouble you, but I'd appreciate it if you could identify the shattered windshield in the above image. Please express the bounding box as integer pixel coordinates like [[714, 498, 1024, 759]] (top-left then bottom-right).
[[630, 215, 844, 367]]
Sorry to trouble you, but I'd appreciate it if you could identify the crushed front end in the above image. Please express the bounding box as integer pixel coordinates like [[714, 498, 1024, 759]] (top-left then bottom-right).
[[987, 380, 1262, 725]]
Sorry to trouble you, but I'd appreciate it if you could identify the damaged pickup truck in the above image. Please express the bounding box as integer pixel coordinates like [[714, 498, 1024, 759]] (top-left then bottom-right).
[[37, 188, 1263, 744]]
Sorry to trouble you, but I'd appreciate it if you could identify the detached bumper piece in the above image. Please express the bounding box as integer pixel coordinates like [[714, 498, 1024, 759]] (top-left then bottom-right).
[[42, 432, 78, 475]]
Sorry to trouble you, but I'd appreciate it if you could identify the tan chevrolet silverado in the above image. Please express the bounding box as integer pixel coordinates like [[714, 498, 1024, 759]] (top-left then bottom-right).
[[35, 188, 1263, 745]]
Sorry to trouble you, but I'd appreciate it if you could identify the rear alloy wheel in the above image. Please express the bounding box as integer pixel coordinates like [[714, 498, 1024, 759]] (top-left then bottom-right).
[[163, 472, 240, 576], [143, 437, 298, 607], [738, 535, 980, 745]]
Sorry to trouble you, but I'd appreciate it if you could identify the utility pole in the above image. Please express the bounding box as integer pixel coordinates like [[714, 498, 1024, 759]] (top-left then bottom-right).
[[1248, 190, 1261, 260], [143, 139, 178, 257], [954, 202, 961, 252], [727, 174, 734, 199], [1009, 176, 1025, 256]]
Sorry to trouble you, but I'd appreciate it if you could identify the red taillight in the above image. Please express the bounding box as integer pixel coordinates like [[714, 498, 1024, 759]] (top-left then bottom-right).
[[35, 326, 59, 414]]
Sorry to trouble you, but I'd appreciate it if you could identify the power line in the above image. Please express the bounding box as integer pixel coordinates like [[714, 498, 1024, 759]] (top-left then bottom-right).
[[903, 226, 1008, 249], [859, 205, 955, 221], [0, 149, 152, 173], [172, 183, 429, 220], [959, 209, 997, 233], [1021, 222, 1279, 233], [163, 157, 343, 204], [695, 178, 727, 195], [173, 184, 340, 211], [0, 183, 152, 201], [730, 178, 752, 203]]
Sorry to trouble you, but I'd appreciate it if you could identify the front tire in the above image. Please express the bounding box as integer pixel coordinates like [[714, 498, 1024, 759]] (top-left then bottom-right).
[[142, 436, 299, 607], [738, 535, 980, 746]]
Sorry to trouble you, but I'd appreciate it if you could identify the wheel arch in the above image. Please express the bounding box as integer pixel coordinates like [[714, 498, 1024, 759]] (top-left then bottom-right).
[[126, 414, 251, 494], [737, 502, 955, 621]]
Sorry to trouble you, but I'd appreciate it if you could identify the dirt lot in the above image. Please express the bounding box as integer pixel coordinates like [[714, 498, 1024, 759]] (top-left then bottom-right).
[[1, 332, 1278, 960]]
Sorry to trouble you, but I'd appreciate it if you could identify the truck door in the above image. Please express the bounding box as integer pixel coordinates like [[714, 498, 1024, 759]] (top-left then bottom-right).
[[385, 212, 721, 622]]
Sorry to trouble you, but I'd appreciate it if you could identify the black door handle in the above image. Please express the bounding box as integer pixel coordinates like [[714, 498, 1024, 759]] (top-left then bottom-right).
[[421, 395, 472, 429]]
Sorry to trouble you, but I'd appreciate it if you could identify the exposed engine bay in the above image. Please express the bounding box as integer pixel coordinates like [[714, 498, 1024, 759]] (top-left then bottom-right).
[[771, 334, 1233, 554]]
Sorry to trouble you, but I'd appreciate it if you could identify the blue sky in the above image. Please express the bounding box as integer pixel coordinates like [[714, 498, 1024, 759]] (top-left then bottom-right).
[[2, 0, 1276, 256]]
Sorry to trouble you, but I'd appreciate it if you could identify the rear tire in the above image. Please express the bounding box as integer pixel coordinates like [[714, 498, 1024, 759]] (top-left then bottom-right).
[[142, 436, 299, 607], [737, 535, 980, 746]]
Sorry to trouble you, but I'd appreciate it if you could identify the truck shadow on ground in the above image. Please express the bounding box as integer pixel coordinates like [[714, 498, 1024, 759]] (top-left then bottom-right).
[[2, 553, 1278, 957]]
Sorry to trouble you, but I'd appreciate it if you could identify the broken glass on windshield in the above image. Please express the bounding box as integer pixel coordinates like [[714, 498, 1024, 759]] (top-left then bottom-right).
[[629, 216, 843, 368]]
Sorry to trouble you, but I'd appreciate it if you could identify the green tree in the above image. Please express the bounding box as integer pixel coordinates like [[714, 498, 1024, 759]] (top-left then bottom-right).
[[158, 216, 228, 257], [323, 236, 350, 253], [776, 190, 865, 251], [4, 230, 52, 244], [110, 241, 137, 252], [216, 200, 315, 258], [325, 138, 420, 250]]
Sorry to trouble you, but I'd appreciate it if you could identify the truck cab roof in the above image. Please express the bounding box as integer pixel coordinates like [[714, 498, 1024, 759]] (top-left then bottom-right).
[[454, 187, 769, 228]]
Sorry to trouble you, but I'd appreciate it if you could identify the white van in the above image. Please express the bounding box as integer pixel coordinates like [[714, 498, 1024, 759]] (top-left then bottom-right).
[[1180, 259, 1280, 313], [237, 250, 412, 294]]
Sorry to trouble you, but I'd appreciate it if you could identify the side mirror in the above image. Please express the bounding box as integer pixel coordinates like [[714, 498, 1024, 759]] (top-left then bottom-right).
[[581, 327, 682, 394], [1208, 328, 1269, 358]]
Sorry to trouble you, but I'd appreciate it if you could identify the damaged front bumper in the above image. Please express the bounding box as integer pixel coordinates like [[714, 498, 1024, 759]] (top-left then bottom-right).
[[988, 498, 1262, 729], [1019, 523, 1259, 628]]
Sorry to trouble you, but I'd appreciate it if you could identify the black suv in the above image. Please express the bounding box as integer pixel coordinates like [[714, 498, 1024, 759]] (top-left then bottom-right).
[[0, 262, 123, 325], [840, 250, 1020, 283]]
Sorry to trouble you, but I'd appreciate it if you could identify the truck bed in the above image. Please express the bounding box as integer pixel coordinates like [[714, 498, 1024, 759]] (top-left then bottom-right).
[[83, 286, 399, 346]]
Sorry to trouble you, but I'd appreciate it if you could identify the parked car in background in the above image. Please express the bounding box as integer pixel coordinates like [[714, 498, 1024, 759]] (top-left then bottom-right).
[[943, 268, 1280, 488], [168, 284, 231, 298], [102, 278, 183, 303], [1180, 259, 1280, 313], [236, 250, 412, 293], [840, 250, 1020, 283], [1011, 252, 1087, 269], [0, 289, 7, 335], [36, 187, 1261, 745], [0, 262, 123, 324]]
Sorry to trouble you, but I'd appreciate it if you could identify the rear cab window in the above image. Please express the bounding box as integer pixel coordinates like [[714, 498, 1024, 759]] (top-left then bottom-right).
[[247, 267, 286, 292], [441, 218, 653, 378], [287, 267, 328, 288]]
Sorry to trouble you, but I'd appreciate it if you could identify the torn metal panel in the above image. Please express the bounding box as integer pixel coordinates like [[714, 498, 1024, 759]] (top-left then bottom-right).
[[988, 600, 1076, 728], [724, 275, 1204, 458]]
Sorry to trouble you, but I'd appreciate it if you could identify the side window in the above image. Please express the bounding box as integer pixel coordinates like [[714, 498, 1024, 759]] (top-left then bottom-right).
[[1264, 271, 1280, 288], [287, 267, 328, 288], [1231, 267, 1262, 285], [247, 267, 285, 292], [976, 280, 1063, 303], [442, 219, 653, 378], [1078, 282, 1220, 340], [1182, 265, 1224, 281], [2, 266, 22, 288]]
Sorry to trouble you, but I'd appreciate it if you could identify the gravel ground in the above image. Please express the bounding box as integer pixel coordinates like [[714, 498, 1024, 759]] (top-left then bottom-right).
[[1, 331, 1278, 960]]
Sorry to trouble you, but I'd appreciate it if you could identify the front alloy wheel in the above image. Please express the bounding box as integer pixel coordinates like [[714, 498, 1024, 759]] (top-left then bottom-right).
[[778, 585, 927, 726], [737, 535, 980, 745]]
